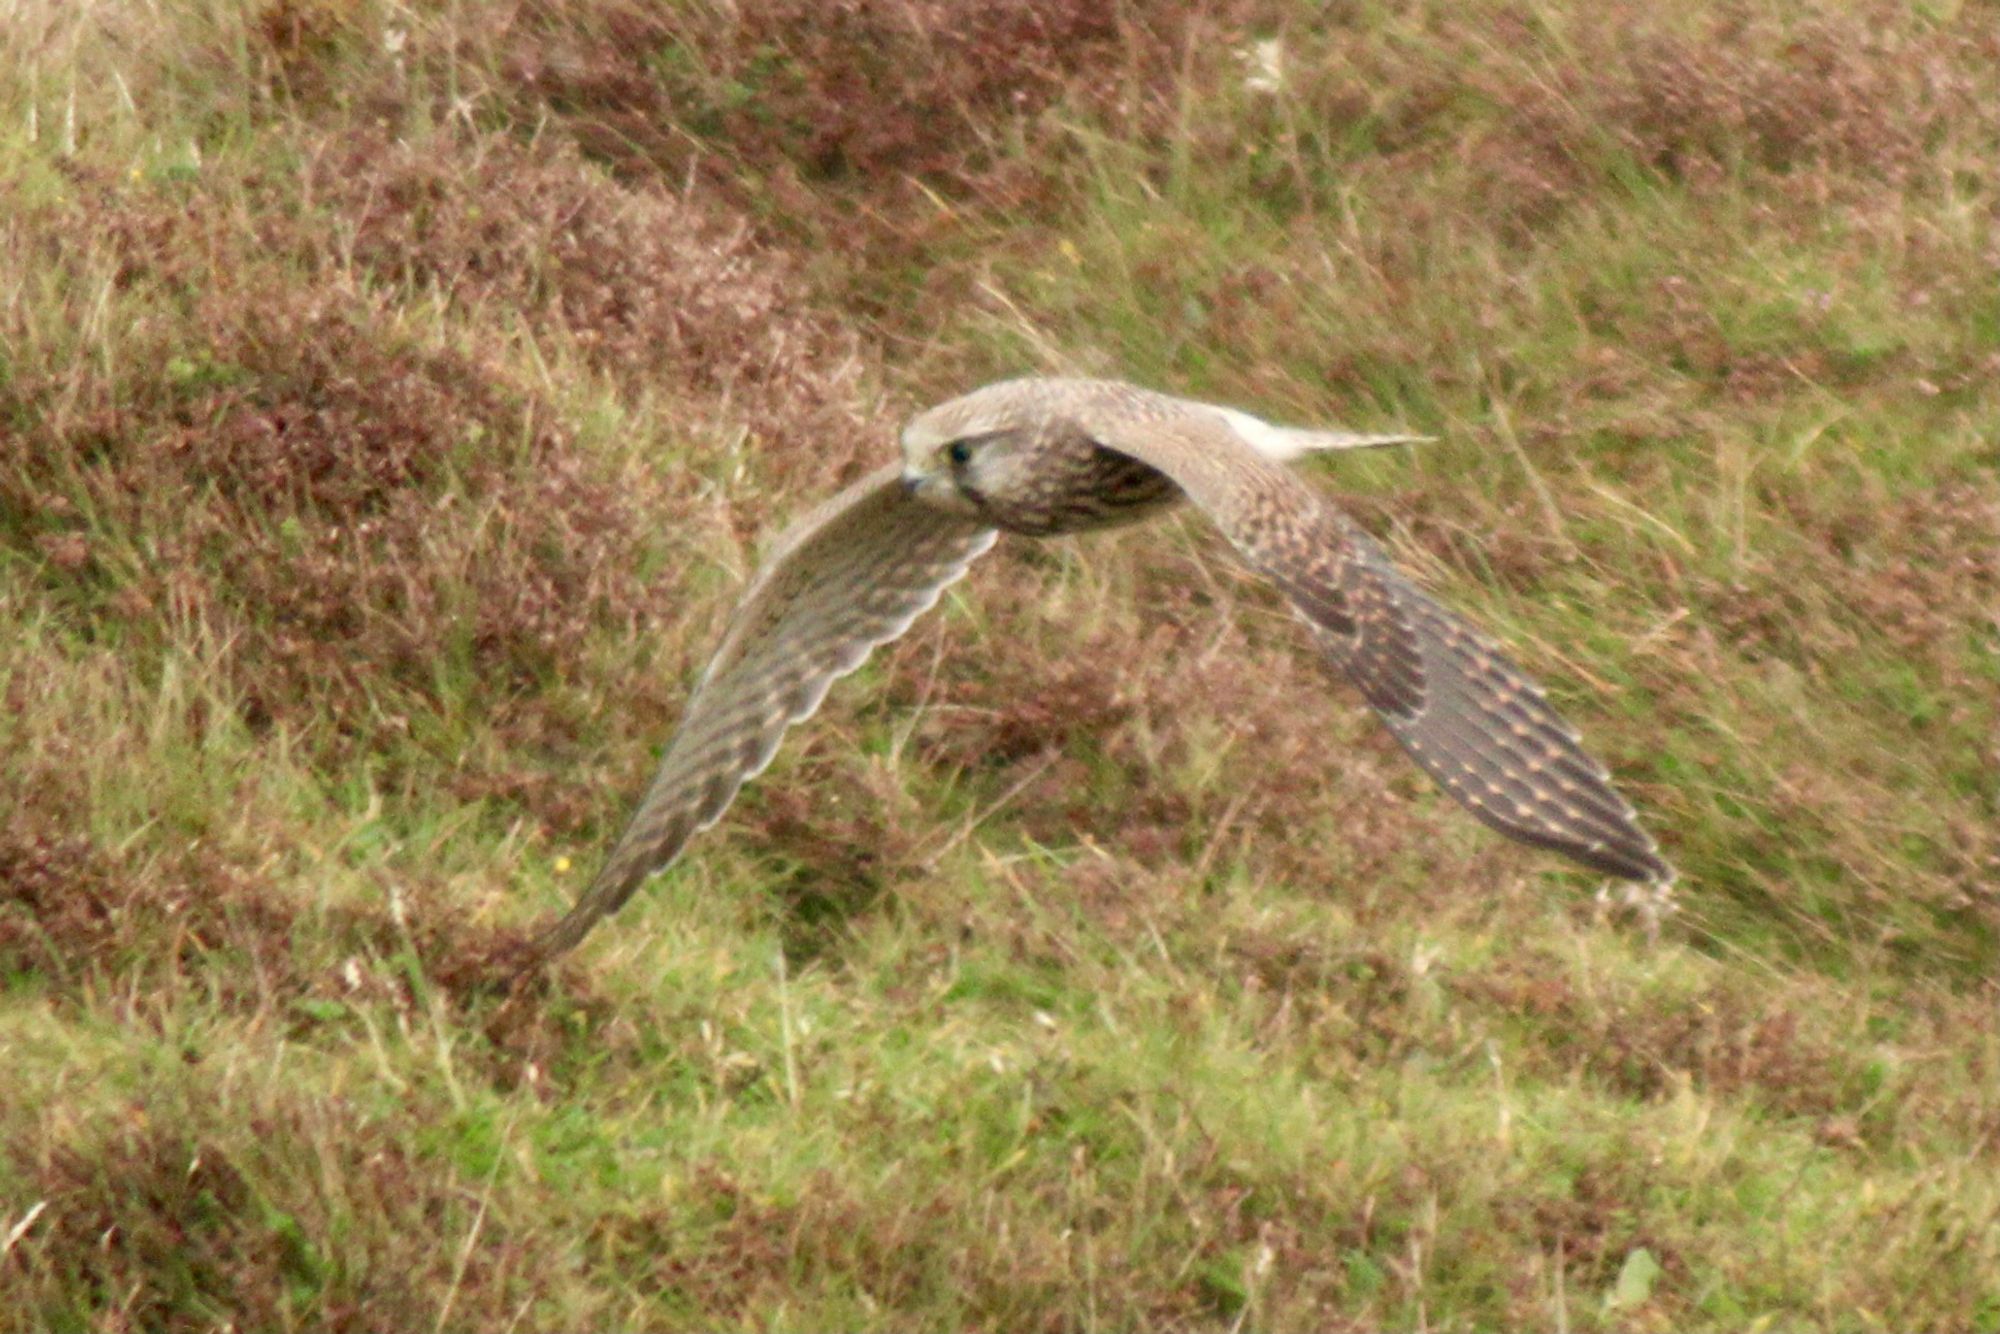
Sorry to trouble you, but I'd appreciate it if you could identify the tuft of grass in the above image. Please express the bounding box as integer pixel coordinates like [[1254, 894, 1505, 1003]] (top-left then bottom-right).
[[2, 0, 1997, 1328]]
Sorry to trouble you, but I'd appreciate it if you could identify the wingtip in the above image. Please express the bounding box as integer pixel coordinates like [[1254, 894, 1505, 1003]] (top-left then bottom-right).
[[1603, 833, 1676, 887]]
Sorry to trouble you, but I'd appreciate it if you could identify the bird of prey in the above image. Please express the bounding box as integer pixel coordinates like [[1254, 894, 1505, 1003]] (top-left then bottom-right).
[[525, 377, 1672, 965]]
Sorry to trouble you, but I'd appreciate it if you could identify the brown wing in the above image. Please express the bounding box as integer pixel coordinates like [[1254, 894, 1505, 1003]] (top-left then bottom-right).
[[525, 465, 998, 964], [1079, 407, 1673, 884]]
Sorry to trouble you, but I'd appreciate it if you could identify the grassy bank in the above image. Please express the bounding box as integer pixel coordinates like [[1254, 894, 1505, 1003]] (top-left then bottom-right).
[[2, 0, 1995, 1327]]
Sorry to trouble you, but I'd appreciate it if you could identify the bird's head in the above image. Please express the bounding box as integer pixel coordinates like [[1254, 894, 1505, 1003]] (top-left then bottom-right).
[[898, 380, 1045, 517]]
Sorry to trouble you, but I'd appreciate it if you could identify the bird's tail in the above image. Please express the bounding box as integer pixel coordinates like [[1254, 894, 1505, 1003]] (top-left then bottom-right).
[[1283, 428, 1435, 455], [1197, 402, 1432, 462]]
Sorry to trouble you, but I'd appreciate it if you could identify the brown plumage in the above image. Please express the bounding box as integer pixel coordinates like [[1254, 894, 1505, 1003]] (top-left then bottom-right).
[[524, 376, 1671, 967]]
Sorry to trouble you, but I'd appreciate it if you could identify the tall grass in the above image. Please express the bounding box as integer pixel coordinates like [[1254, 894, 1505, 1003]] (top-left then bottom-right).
[[2, 0, 1995, 1327]]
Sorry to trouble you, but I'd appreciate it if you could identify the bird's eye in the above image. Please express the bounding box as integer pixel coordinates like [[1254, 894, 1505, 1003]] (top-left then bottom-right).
[[947, 439, 974, 467]]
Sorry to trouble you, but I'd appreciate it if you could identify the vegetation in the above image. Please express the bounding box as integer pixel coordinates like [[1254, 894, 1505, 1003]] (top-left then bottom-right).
[[2, 0, 1995, 1327]]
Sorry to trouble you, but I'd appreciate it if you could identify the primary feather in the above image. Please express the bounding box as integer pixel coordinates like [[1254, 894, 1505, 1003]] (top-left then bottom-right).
[[524, 465, 995, 964]]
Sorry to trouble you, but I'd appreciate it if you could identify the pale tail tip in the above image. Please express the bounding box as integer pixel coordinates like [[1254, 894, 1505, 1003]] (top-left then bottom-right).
[[1315, 432, 1435, 452]]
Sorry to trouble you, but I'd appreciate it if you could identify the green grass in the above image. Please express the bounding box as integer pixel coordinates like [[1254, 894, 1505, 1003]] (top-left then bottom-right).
[[2, 0, 1997, 1327]]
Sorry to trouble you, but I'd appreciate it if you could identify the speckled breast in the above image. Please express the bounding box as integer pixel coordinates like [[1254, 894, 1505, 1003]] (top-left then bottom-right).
[[984, 428, 1183, 537]]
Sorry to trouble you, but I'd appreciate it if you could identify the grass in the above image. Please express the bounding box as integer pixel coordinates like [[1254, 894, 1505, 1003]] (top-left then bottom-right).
[[2, 0, 1997, 1327]]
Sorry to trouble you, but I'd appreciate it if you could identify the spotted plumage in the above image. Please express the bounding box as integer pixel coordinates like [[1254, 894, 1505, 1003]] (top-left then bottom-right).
[[525, 376, 1671, 966]]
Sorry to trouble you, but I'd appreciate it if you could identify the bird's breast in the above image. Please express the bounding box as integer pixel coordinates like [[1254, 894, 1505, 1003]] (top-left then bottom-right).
[[977, 440, 1182, 537]]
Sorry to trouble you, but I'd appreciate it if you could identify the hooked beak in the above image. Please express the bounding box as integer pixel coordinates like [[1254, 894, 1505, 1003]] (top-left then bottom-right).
[[900, 466, 980, 518]]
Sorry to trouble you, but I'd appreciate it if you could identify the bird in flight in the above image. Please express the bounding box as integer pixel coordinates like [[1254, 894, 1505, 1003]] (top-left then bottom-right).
[[524, 377, 1672, 966]]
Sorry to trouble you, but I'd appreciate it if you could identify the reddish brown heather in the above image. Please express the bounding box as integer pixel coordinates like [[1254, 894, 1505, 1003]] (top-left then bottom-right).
[[581, 1152, 1410, 1331], [296, 133, 870, 446], [0, 128, 899, 785], [492, 0, 1179, 182], [1831, 480, 1999, 676], [448, 0, 1216, 322], [1463, 953, 1861, 1117], [1274, 5, 1995, 235], [6, 1094, 541, 1334], [0, 802, 583, 1062]]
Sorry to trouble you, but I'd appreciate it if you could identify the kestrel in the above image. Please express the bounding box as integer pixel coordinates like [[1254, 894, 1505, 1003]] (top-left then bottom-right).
[[526, 377, 1672, 964]]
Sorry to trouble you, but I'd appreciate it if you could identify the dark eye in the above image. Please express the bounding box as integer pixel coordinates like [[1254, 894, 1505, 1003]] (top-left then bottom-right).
[[947, 439, 974, 467]]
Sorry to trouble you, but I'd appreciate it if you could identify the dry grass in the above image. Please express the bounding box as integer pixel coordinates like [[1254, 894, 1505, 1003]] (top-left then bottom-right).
[[2, 0, 1997, 1328]]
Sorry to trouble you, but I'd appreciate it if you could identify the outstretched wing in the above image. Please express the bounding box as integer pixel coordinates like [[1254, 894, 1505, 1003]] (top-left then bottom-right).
[[1079, 407, 1672, 884], [526, 465, 998, 964]]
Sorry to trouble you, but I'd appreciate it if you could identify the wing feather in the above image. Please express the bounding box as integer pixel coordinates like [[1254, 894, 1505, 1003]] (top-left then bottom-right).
[[1079, 408, 1672, 885], [526, 465, 998, 963]]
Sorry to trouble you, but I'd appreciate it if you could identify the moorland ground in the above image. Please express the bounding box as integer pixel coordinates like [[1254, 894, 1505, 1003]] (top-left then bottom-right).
[[1, 0, 1996, 1328]]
